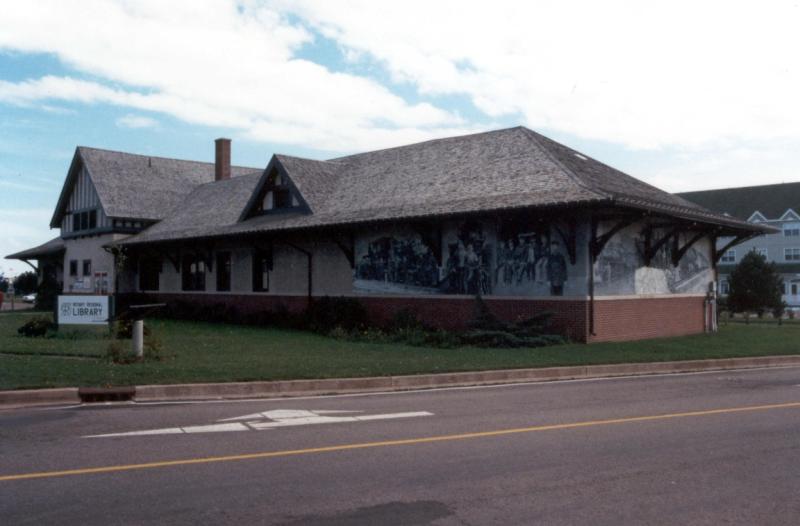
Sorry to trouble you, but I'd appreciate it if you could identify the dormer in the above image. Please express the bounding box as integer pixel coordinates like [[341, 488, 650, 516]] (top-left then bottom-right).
[[747, 211, 768, 223], [779, 208, 800, 222], [241, 159, 308, 220]]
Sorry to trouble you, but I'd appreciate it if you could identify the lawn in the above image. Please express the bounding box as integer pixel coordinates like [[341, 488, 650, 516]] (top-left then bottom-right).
[[1, 311, 799, 390]]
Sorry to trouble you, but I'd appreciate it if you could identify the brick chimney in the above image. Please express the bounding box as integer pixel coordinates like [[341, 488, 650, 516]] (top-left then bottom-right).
[[215, 138, 231, 181]]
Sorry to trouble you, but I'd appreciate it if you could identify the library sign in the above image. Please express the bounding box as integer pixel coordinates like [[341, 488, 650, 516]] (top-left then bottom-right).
[[58, 295, 110, 325]]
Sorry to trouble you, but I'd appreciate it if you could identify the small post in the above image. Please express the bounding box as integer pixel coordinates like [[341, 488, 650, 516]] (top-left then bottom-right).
[[132, 319, 144, 358]]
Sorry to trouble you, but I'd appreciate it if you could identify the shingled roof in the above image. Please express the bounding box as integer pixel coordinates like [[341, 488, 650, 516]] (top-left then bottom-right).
[[50, 147, 261, 227], [117, 126, 771, 246], [6, 236, 64, 260], [678, 182, 800, 221]]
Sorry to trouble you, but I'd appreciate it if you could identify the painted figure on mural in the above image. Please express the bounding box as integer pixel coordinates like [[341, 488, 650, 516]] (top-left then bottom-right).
[[495, 222, 553, 288], [547, 240, 568, 296], [355, 235, 439, 289], [443, 221, 491, 295]]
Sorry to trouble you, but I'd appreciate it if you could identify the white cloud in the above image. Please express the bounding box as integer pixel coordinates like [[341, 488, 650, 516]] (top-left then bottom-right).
[[0, 0, 471, 152], [279, 0, 800, 151], [0, 208, 55, 278], [116, 114, 159, 129]]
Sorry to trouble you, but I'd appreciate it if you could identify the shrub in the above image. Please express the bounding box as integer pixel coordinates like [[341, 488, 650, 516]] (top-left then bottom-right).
[[389, 308, 425, 331], [17, 316, 56, 338], [304, 296, 368, 333]]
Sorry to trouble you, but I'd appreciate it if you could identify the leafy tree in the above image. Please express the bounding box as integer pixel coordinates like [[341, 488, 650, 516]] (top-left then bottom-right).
[[36, 265, 59, 311], [0, 274, 8, 293], [727, 251, 784, 320], [12, 271, 38, 295]]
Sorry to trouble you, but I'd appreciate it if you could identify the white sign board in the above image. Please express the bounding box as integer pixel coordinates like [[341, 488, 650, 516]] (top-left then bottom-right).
[[58, 295, 109, 325]]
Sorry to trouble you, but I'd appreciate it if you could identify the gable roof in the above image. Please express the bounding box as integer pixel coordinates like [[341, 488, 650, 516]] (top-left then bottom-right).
[[6, 236, 65, 261], [677, 182, 800, 222], [117, 126, 772, 246], [50, 147, 261, 227]]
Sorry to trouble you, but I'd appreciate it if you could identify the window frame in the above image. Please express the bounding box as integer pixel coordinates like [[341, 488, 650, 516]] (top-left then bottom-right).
[[181, 254, 207, 292], [785, 248, 800, 261], [720, 249, 736, 263], [139, 257, 161, 291], [82, 259, 92, 276], [252, 249, 272, 292], [69, 260, 78, 277]]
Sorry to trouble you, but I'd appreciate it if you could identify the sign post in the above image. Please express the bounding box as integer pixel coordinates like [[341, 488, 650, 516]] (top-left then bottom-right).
[[8, 284, 14, 312]]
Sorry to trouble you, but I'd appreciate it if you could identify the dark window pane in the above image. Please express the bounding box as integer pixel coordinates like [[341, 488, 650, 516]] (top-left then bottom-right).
[[274, 188, 292, 208], [216, 252, 231, 291], [139, 257, 160, 291], [82, 259, 91, 276], [181, 254, 206, 291], [69, 260, 78, 276], [89, 210, 97, 229]]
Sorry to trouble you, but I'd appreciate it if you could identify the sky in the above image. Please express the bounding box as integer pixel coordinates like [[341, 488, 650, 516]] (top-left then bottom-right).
[[1, 0, 800, 276]]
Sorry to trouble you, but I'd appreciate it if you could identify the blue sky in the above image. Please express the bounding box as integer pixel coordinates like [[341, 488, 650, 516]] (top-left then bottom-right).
[[2, 1, 799, 276]]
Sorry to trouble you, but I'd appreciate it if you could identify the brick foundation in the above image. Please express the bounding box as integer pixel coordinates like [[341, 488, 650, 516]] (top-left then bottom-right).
[[117, 293, 708, 344]]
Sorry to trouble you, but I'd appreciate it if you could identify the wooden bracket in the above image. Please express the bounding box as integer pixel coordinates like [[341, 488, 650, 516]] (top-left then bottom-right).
[[643, 227, 680, 266], [713, 233, 758, 264], [590, 217, 637, 258], [164, 251, 180, 273], [331, 233, 355, 269], [554, 218, 577, 265], [672, 231, 707, 266]]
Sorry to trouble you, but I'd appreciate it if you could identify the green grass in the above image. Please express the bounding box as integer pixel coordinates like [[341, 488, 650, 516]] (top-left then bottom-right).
[[1, 312, 799, 390]]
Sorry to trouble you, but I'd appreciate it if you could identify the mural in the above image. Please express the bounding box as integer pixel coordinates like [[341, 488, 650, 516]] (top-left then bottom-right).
[[354, 219, 579, 297], [594, 224, 712, 295], [441, 221, 492, 295], [494, 222, 569, 296], [355, 235, 440, 293]]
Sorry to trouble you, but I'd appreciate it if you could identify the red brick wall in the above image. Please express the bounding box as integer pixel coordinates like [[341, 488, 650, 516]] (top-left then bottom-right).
[[117, 293, 707, 344], [589, 295, 707, 343]]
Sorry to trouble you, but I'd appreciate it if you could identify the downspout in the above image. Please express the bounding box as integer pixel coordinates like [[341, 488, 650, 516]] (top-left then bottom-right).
[[588, 217, 597, 338]]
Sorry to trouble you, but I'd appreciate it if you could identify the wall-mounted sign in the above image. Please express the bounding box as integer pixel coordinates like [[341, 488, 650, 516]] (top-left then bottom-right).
[[58, 295, 109, 325]]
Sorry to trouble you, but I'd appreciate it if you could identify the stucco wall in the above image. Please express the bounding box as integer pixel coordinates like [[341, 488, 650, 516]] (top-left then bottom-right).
[[63, 233, 129, 293]]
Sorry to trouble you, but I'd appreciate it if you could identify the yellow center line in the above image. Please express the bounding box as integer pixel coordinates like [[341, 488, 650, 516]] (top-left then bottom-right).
[[2, 401, 800, 482]]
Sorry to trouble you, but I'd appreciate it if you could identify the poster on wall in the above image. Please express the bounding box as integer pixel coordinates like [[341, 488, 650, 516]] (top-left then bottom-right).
[[441, 220, 492, 295], [354, 234, 441, 294]]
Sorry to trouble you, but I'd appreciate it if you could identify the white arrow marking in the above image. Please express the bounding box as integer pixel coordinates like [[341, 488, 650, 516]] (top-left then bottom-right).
[[84, 409, 433, 438]]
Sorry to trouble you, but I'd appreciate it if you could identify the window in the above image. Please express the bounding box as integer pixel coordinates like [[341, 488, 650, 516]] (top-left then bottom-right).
[[216, 252, 231, 292], [274, 188, 292, 208], [69, 260, 78, 277], [82, 259, 91, 276], [793, 284, 798, 296], [785, 248, 800, 261], [181, 254, 206, 291], [70, 209, 99, 232], [252, 249, 272, 292], [720, 281, 730, 295], [784, 223, 800, 237], [753, 247, 768, 258], [139, 257, 161, 291], [720, 250, 736, 263], [782, 282, 787, 295]]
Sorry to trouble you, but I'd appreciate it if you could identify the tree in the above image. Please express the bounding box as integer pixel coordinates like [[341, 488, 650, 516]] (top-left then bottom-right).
[[727, 251, 784, 319], [12, 271, 38, 295]]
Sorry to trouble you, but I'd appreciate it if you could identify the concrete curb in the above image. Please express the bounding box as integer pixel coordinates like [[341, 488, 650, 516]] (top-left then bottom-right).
[[3, 355, 800, 409], [0, 388, 80, 409], [135, 355, 800, 402]]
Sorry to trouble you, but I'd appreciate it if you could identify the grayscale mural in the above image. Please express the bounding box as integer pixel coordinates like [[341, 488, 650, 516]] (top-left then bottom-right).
[[494, 222, 569, 296], [594, 224, 712, 295], [354, 219, 579, 297], [355, 234, 440, 294], [441, 220, 492, 295]]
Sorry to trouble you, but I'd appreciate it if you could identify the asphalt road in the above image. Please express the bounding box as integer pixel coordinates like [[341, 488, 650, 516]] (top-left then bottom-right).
[[2, 367, 800, 525]]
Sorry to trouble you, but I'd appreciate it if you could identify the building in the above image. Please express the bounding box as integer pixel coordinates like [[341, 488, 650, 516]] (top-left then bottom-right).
[[7, 127, 770, 342], [678, 183, 800, 306]]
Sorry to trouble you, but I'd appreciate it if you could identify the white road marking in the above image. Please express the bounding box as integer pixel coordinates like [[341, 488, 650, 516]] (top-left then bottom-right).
[[84, 409, 433, 438]]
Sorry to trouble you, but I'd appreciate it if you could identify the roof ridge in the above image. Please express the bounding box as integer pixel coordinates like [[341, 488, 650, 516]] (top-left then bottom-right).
[[519, 127, 610, 199], [678, 181, 800, 195], [326, 126, 524, 162], [77, 145, 261, 171]]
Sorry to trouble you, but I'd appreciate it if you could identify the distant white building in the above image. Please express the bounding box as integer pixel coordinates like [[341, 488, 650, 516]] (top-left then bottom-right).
[[679, 183, 800, 307]]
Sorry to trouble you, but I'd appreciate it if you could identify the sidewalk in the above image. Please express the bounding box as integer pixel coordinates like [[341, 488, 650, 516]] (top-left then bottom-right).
[[2, 354, 799, 410]]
